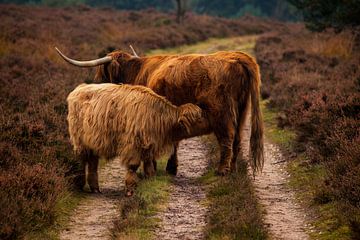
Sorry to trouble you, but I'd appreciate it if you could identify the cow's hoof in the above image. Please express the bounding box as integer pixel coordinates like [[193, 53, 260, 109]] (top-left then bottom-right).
[[166, 166, 177, 176], [230, 163, 237, 173], [90, 187, 101, 194], [166, 161, 178, 175]]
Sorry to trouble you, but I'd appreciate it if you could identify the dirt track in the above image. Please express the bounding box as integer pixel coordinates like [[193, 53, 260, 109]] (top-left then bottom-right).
[[154, 137, 208, 240], [60, 158, 125, 240], [241, 117, 310, 240], [255, 142, 309, 240]]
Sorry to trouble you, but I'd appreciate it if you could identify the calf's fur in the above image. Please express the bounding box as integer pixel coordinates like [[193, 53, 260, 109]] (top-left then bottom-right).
[[67, 83, 209, 194]]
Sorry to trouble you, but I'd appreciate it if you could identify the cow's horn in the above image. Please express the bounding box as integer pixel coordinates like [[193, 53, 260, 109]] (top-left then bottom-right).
[[55, 47, 112, 67], [129, 45, 139, 58]]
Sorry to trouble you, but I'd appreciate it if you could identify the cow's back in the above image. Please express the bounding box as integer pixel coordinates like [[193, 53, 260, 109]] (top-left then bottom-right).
[[141, 52, 250, 107]]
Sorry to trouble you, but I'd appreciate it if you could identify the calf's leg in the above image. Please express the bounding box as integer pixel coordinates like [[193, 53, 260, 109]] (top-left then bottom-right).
[[125, 162, 140, 197], [74, 149, 87, 191], [142, 150, 156, 178], [143, 159, 156, 178], [87, 151, 100, 193]]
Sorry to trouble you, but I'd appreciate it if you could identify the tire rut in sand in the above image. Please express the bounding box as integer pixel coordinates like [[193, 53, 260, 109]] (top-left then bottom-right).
[[60, 158, 125, 240], [242, 117, 310, 240], [154, 136, 208, 240]]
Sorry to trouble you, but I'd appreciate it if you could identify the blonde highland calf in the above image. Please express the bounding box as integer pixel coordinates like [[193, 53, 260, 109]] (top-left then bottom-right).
[[67, 83, 209, 196]]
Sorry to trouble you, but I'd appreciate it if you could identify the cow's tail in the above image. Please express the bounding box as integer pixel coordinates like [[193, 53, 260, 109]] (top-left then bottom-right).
[[247, 59, 264, 176]]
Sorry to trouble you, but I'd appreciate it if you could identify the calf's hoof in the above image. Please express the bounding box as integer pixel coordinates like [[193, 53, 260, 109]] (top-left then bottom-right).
[[215, 166, 230, 176], [126, 189, 134, 197]]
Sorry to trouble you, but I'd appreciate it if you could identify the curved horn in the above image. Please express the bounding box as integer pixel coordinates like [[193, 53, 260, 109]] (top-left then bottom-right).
[[129, 45, 139, 58], [55, 47, 112, 67]]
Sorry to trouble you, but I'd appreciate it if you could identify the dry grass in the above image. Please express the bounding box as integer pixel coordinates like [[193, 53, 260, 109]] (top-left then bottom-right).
[[305, 30, 356, 59]]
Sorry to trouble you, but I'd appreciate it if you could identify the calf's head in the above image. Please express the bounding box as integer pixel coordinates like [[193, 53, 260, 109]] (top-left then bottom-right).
[[175, 103, 211, 140]]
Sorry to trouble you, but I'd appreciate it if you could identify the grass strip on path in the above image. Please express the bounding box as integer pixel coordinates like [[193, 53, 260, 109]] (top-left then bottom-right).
[[200, 135, 268, 240], [111, 159, 171, 240]]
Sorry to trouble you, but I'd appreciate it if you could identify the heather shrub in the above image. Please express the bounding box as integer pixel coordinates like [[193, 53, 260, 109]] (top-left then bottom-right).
[[255, 25, 360, 235], [0, 163, 66, 240]]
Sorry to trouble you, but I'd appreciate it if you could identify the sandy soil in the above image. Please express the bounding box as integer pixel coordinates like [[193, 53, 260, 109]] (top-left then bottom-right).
[[59, 158, 125, 240], [242, 117, 310, 240], [153, 137, 209, 240]]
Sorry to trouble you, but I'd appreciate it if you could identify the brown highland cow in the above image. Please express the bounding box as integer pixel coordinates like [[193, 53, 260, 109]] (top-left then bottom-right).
[[57, 47, 264, 176], [67, 83, 209, 196]]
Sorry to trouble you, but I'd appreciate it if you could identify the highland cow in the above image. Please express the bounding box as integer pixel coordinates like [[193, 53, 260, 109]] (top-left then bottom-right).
[[67, 83, 209, 196], [57, 47, 264, 176]]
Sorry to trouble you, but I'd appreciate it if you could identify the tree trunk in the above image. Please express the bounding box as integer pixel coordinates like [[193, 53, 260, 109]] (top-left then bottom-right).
[[176, 0, 182, 23]]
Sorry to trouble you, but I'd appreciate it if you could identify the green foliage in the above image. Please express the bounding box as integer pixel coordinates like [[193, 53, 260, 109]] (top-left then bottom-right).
[[86, 0, 174, 11], [0, 0, 300, 21], [193, 0, 299, 20], [41, 0, 84, 7], [235, 4, 263, 18], [288, 0, 360, 31]]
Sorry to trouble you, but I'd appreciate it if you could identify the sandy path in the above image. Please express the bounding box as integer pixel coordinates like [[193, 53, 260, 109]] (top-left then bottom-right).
[[60, 158, 125, 240], [242, 117, 309, 240], [154, 137, 208, 240]]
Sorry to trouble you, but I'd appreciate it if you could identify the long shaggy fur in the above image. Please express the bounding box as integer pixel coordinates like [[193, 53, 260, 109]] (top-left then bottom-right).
[[67, 83, 205, 167], [95, 50, 264, 174]]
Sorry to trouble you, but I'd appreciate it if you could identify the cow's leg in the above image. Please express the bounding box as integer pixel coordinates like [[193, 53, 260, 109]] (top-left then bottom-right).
[[87, 151, 100, 193], [214, 120, 236, 176], [231, 102, 249, 172], [166, 143, 178, 175], [125, 162, 140, 197], [231, 133, 241, 172]]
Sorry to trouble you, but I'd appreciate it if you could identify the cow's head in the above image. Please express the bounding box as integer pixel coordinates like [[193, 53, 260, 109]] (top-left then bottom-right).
[[55, 45, 140, 84]]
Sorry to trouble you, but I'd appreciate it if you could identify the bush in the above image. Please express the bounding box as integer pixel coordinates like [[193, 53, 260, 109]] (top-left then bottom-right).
[[0, 163, 66, 239], [255, 25, 360, 236]]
